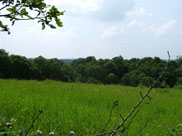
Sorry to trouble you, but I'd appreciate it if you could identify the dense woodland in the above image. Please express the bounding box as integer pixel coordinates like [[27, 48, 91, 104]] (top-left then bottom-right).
[[1, 49, 182, 88]]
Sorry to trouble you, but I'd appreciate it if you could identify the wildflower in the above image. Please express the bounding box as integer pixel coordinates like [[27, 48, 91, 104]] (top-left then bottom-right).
[[0, 132, 5, 135], [177, 124, 182, 127], [37, 130, 43, 135], [6, 122, 12, 128], [49, 131, 55, 135], [10, 118, 17, 122], [1, 117, 6, 121], [18, 128, 24, 135], [70, 131, 74, 135]]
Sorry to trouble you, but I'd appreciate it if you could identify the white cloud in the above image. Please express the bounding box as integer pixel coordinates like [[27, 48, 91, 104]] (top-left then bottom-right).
[[101, 26, 119, 39], [125, 7, 152, 17], [143, 20, 177, 36], [127, 19, 145, 27], [96, 0, 135, 21], [44, 0, 100, 13], [26, 24, 76, 39], [80, 0, 100, 12], [121, 41, 129, 45], [43, 27, 76, 39]]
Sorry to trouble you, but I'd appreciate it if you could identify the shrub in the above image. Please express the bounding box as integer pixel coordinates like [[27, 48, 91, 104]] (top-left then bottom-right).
[[141, 76, 154, 87], [87, 77, 101, 84]]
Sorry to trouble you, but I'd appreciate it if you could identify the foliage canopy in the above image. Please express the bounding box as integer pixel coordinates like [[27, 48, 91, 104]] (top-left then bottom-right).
[[1, 49, 182, 88]]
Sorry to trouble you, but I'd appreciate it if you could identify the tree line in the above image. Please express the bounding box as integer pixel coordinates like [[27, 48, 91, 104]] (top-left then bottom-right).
[[1, 49, 182, 88]]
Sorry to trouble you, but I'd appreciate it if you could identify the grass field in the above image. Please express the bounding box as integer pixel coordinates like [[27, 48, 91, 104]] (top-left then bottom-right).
[[0, 79, 182, 136]]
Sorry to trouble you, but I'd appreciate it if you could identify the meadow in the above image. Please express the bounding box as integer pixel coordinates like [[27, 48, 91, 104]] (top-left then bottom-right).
[[0, 79, 182, 136]]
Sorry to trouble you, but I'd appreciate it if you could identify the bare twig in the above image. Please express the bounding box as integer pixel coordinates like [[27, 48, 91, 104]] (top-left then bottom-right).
[[0, 4, 9, 11], [140, 91, 143, 98], [52, 122, 62, 132], [101, 100, 119, 133], [97, 51, 170, 136], [0, 14, 45, 20], [25, 110, 44, 136], [146, 95, 152, 101], [0, 2, 12, 11], [119, 114, 124, 121], [120, 110, 139, 136]]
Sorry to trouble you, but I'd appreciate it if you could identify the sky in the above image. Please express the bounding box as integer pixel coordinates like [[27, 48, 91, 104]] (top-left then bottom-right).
[[0, 0, 182, 60]]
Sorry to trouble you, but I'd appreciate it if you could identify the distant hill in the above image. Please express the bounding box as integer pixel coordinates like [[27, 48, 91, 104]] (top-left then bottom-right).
[[60, 59, 75, 64]]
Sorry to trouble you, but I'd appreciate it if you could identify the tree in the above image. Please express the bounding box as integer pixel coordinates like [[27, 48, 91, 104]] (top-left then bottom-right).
[[85, 56, 96, 63], [176, 55, 182, 67], [141, 76, 154, 87], [0, 49, 11, 78], [104, 62, 116, 74], [129, 70, 141, 86], [112, 56, 128, 83], [33, 56, 50, 79], [164, 60, 178, 87], [105, 73, 117, 84], [62, 64, 74, 82], [75, 64, 87, 82], [10, 55, 33, 79], [0, 0, 64, 34], [86, 64, 107, 82], [49, 60, 65, 81], [121, 73, 130, 86]]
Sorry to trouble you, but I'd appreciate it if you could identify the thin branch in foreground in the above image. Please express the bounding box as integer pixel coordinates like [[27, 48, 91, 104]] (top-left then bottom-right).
[[52, 122, 62, 132], [101, 100, 119, 133], [0, 4, 9, 11], [146, 95, 152, 101], [97, 51, 171, 136], [126, 110, 139, 129], [140, 91, 143, 98], [25, 110, 44, 136], [119, 114, 124, 121]]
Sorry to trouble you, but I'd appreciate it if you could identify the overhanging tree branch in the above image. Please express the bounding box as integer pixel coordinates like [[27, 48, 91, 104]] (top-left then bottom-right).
[[0, 0, 65, 34]]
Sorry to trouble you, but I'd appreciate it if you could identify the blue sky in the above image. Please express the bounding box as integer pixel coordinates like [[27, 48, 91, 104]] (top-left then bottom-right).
[[0, 0, 182, 60]]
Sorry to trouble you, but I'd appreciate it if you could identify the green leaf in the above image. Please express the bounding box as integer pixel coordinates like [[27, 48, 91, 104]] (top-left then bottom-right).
[[20, 8, 28, 15], [49, 24, 56, 29], [41, 23, 45, 30], [56, 11, 65, 16], [0, 20, 3, 27], [12, 20, 15, 26], [26, 15, 33, 19], [50, 6, 56, 12], [55, 18, 63, 27], [7, 8, 15, 13], [12, 6, 17, 11], [39, 3, 46, 8], [7, 6, 16, 13]]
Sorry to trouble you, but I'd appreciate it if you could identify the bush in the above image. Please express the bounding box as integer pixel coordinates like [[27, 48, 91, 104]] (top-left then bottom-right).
[[174, 84, 182, 89], [121, 74, 130, 86], [166, 123, 182, 136], [105, 73, 117, 84], [87, 77, 101, 84], [75, 75, 87, 83], [141, 76, 154, 87], [174, 78, 182, 89], [176, 77, 182, 85]]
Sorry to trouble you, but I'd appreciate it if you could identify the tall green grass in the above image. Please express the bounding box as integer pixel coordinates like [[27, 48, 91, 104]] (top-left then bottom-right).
[[0, 79, 182, 135]]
